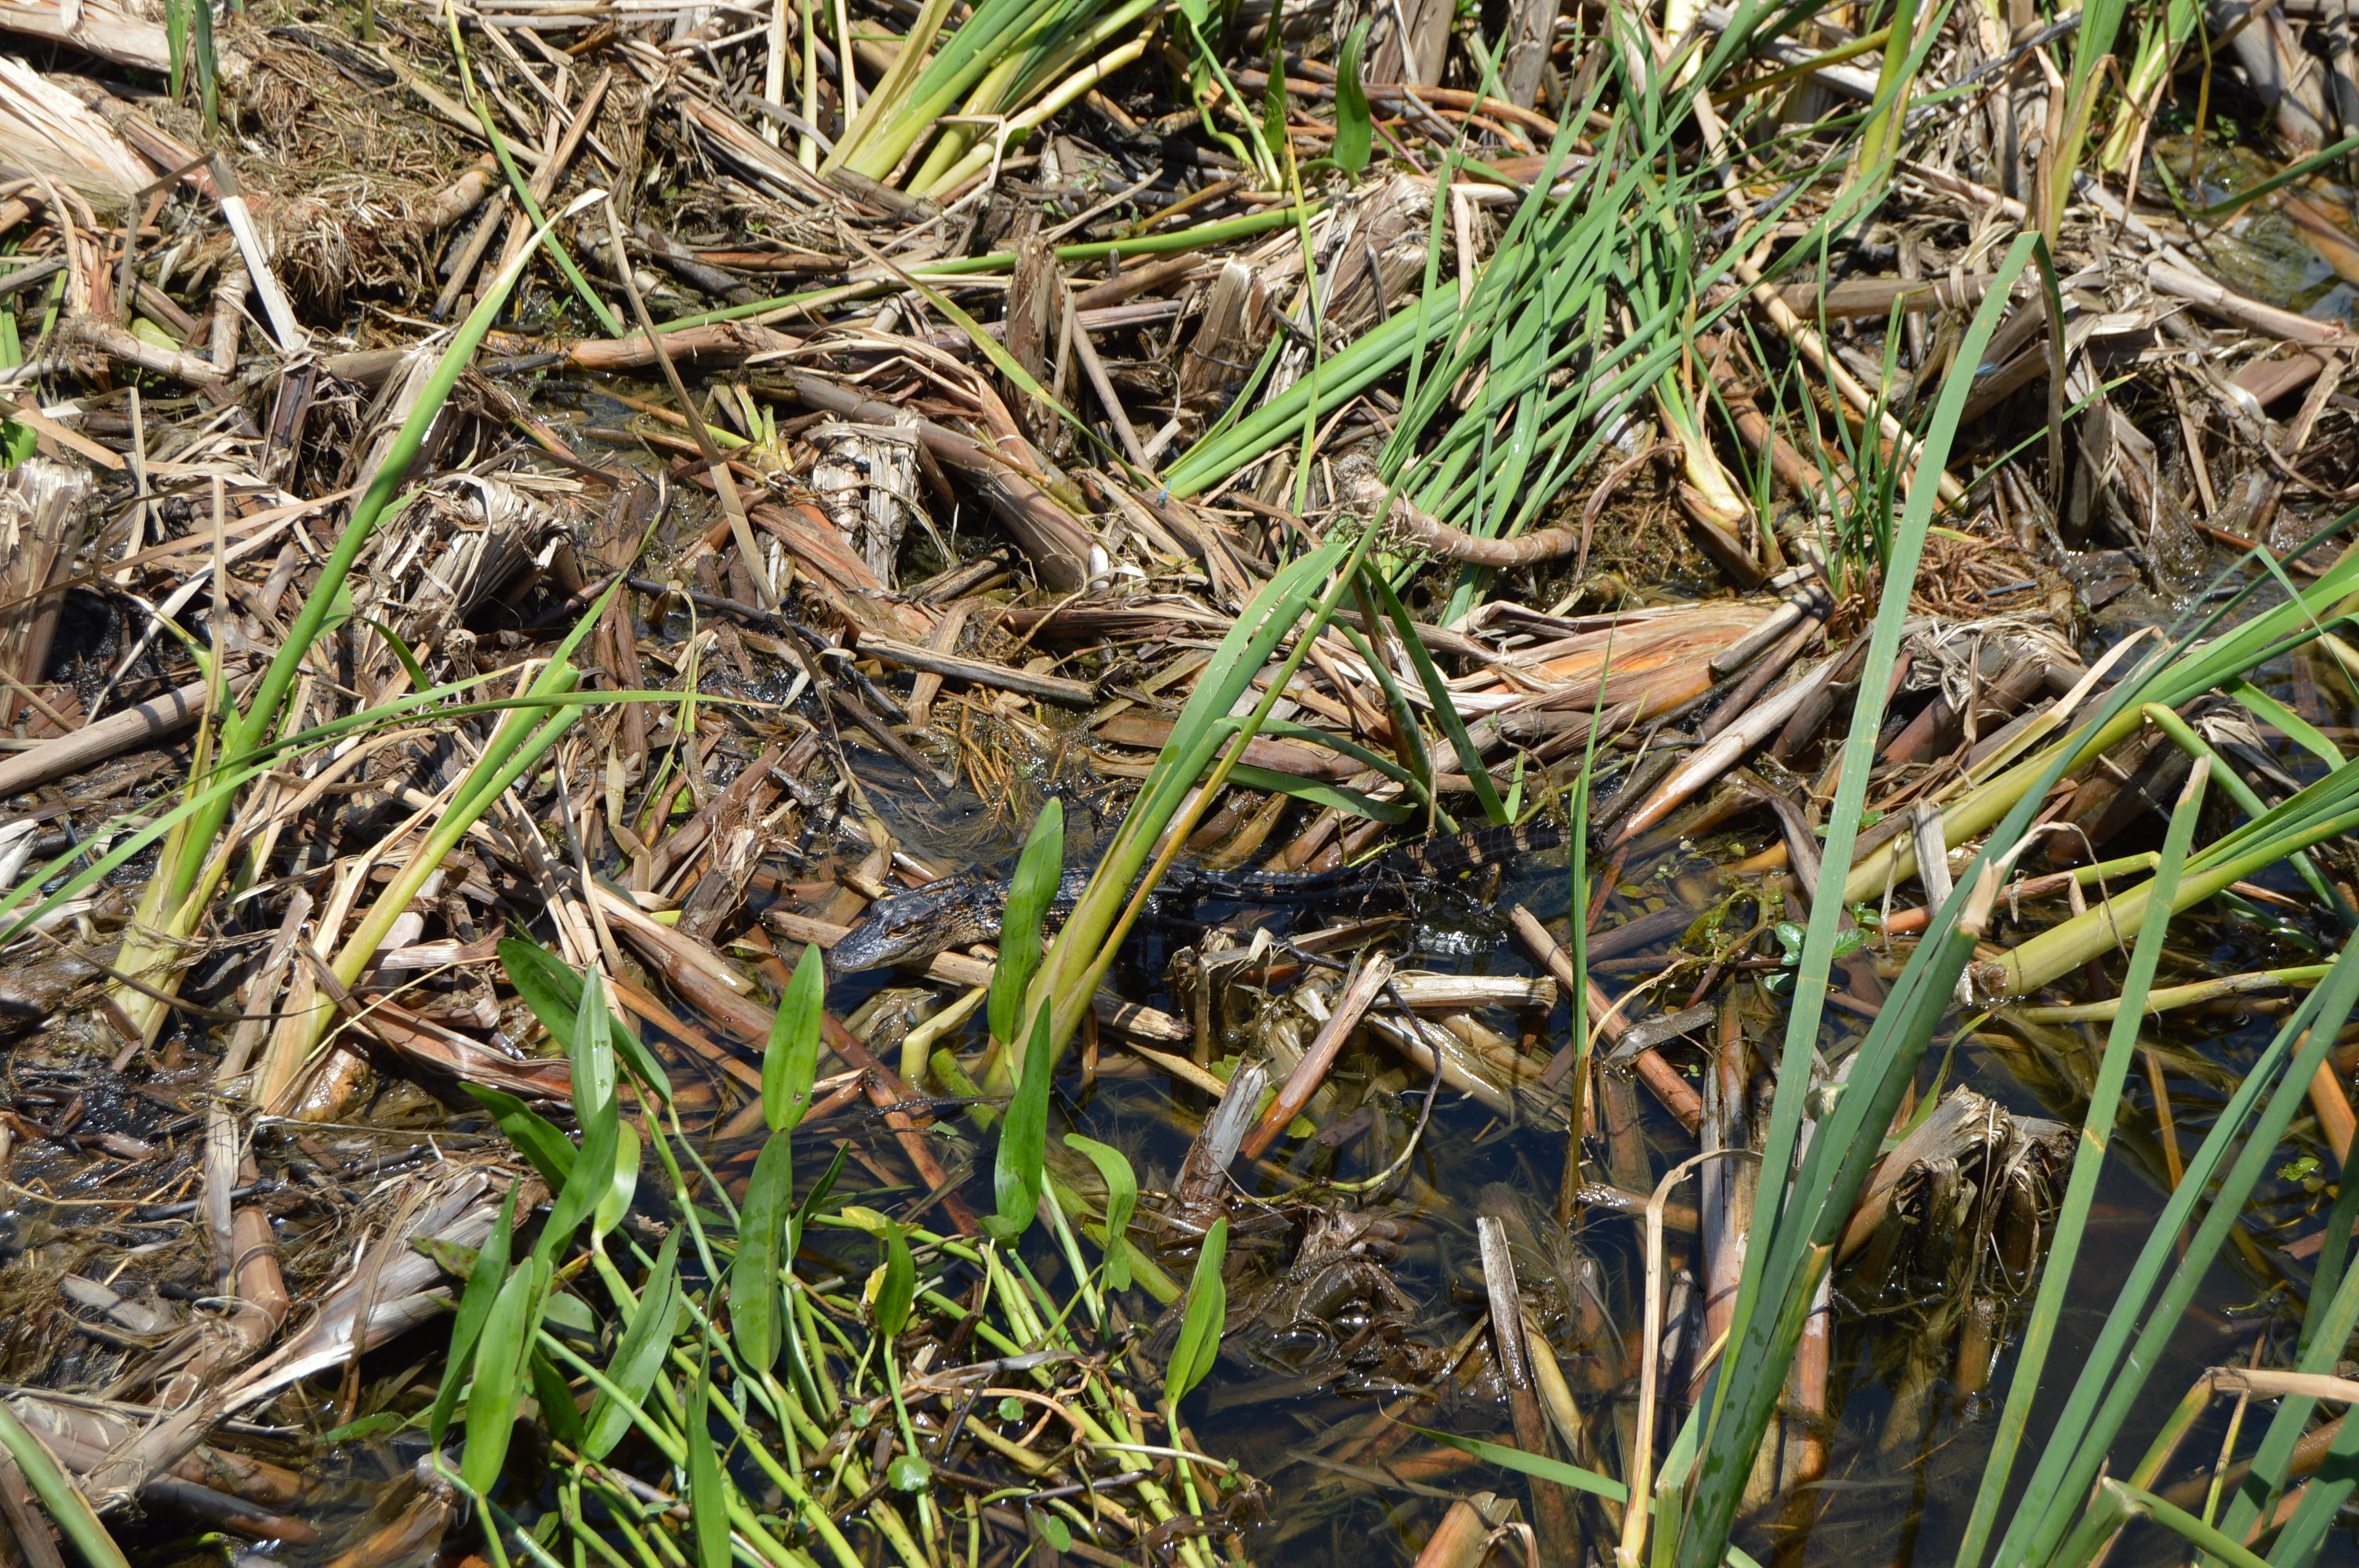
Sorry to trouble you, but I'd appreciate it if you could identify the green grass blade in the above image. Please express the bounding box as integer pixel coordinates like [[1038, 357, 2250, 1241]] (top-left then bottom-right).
[[1682, 230, 2051, 1568], [0, 1399, 131, 1568], [1361, 565, 1505, 823], [1995, 938, 2359, 1565], [1956, 757, 2210, 1563]]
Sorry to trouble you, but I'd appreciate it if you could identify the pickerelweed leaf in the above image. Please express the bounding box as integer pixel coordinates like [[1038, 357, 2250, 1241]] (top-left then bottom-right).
[[529, 1347, 587, 1450], [732, 1129, 794, 1373], [463, 1084, 574, 1189], [990, 1004, 1056, 1241], [583, 1226, 683, 1461], [534, 1058, 623, 1270], [429, 1184, 518, 1453], [685, 1341, 729, 1568], [765, 943, 824, 1132], [498, 938, 671, 1102], [874, 1221, 915, 1340], [569, 967, 616, 1116], [1165, 1216, 1228, 1404], [594, 1120, 640, 1243], [461, 1253, 547, 1494], [1334, 19, 1372, 176], [989, 800, 1063, 1048], [1062, 1134, 1138, 1291]]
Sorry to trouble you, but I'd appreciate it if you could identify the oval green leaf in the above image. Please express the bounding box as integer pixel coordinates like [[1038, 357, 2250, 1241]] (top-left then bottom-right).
[[765, 944, 824, 1132], [990, 1004, 1056, 1242], [1062, 1134, 1138, 1291], [989, 800, 1063, 1048], [1165, 1216, 1227, 1405], [731, 1130, 795, 1373], [583, 1226, 684, 1461]]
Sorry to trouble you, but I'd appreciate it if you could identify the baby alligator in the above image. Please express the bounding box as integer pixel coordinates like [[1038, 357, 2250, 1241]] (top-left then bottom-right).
[[831, 820, 1566, 971]]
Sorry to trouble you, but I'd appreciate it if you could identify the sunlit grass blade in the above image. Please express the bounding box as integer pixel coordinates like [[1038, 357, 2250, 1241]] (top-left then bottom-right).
[[109, 194, 611, 1052], [0, 1400, 131, 1568], [1987, 938, 2359, 1566], [1678, 229, 2048, 1568], [1957, 757, 2209, 1559]]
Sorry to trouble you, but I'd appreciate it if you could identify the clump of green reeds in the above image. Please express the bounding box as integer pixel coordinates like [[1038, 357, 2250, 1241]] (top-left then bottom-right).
[[431, 938, 1245, 1568]]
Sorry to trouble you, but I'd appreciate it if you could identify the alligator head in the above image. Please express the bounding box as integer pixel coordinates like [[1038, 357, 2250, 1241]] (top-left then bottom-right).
[[830, 873, 1005, 971]]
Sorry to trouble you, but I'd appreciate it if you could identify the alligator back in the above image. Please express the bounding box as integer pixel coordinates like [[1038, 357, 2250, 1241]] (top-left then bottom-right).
[[830, 818, 1568, 971]]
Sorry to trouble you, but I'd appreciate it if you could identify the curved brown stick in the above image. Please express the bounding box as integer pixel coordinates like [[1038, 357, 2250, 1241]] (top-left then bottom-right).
[[1348, 444, 1675, 569]]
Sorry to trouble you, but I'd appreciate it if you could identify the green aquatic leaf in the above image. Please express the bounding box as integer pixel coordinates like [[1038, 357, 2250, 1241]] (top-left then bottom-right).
[[534, 979, 625, 1269], [990, 1006, 1057, 1241], [499, 938, 672, 1102], [732, 1130, 795, 1373], [569, 967, 616, 1115], [874, 1221, 916, 1341], [1062, 1134, 1138, 1290], [990, 800, 1063, 1049], [594, 1120, 640, 1243], [1165, 1217, 1227, 1404], [462, 1254, 547, 1494], [1334, 20, 1372, 176], [685, 1343, 729, 1568], [529, 1347, 586, 1450], [583, 1226, 683, 1461], [765, 943, 824, 1132], [463, 1084, 574, 1189], [429, 1183, 517, 1452], [1410, 1426, 1627, 1500]]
